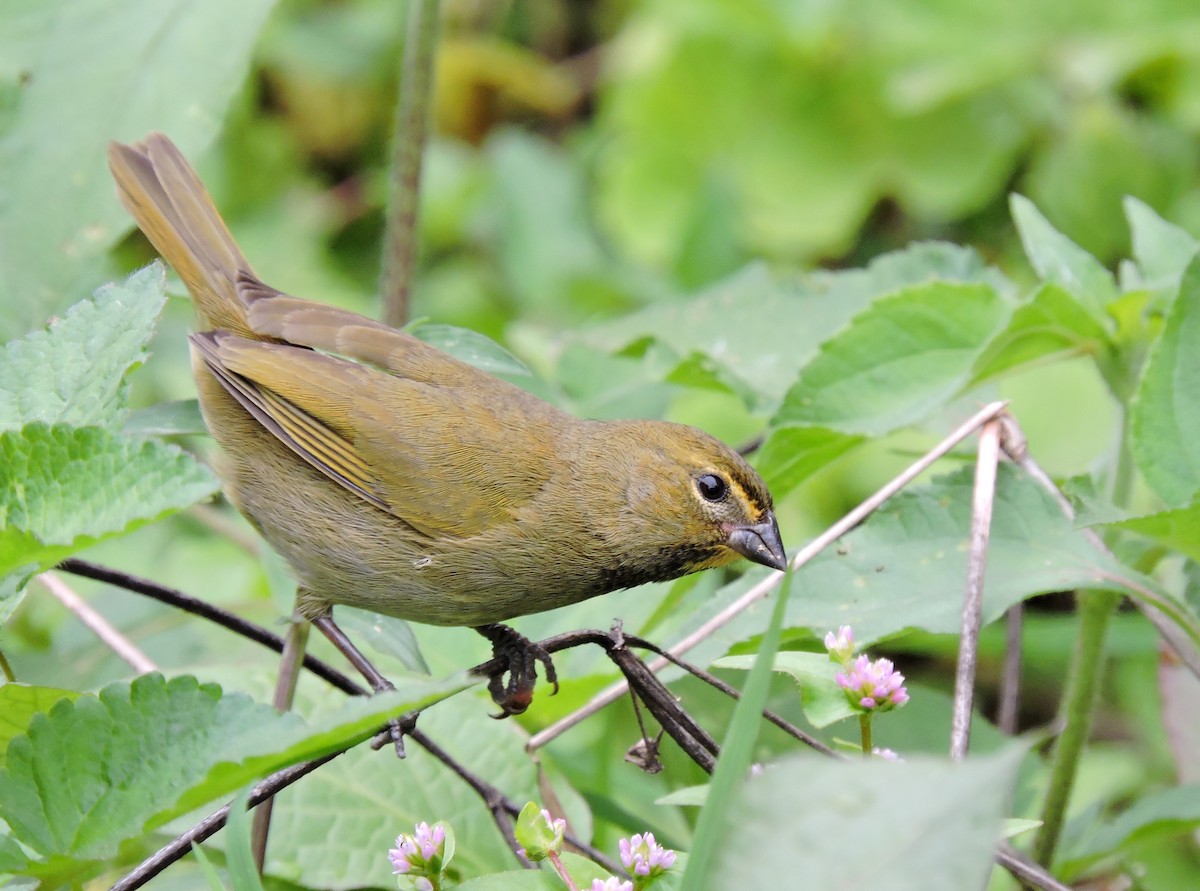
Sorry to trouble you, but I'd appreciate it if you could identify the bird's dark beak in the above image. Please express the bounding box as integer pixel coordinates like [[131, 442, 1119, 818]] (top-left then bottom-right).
[[726, 512, 787, 571]]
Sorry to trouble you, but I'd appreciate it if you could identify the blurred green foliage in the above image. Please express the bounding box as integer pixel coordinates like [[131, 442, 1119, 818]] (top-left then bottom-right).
[[2, 0, 1200, 889]]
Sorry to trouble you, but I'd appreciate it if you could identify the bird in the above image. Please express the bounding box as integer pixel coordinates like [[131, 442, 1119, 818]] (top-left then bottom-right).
[[107, 133, 787, 716]]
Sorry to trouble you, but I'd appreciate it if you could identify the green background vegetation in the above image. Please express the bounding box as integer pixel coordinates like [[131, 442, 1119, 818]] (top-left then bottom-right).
[[2, 1, 1200, 889]]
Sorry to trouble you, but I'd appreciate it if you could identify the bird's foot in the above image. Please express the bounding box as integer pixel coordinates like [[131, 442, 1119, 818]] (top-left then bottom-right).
[[472, 623, 558, 717]]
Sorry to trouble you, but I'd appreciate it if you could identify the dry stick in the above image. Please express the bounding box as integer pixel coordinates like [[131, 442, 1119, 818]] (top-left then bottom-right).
[[379, 0, 440, 326], [622, 633, 838, 757], [950, 419, 1001, 760], [995, 844, 1073, 891], [57, 559, 360, 694], [527, 400, 1011, 751], [998, 416, 1200, 681], [37, 571, 158, 674], [997, 603, 1024, 735], [250, 615, 311, 872], [110, 753, 343, 891]]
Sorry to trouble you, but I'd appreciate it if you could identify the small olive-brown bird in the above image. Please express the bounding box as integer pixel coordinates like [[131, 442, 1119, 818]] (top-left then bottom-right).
[[108, 133, 786, 713]]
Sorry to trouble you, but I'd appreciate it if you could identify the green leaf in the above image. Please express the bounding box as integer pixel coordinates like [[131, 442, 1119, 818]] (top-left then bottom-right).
[[0, 685, 79, 767], [715, 650, 852, 728], [682, 570, 793, 887], [0, 0, 279, 336], [771, 281, 1009, 435], [335, 608, 429, 675], [1131, 253, 1200, 506], [258, 694, 544, 886], [224, 788, 266, 891], [782, 464, 1199, 648], [971, 283, 1113, 384], [0, 672, 470, 863], [0, 423, 218, 579], [704, 747, 1024, 890], [1063, 785, 1200, 868], [1124, 196, 1198, 289], [754, 426, 864, 498], [1100, 502, 1200, 562], [407, 322, 531, 378], [584, 243, 1003, 412], [123, 399, 208, 437], [1010, 195, 1117, 314], [0, 266, 166, 431]]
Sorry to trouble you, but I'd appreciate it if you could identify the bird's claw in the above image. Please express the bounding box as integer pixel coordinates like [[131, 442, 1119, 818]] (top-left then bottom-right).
[[473, 623, 557, 717]]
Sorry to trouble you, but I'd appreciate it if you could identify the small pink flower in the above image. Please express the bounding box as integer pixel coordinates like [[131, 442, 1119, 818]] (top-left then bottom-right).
[[619, 832, 677, 879], [836, 654, 908, 712], [824, 625, 855, 663], [591, 879, 634, 891], [873, 747, 900, 761]]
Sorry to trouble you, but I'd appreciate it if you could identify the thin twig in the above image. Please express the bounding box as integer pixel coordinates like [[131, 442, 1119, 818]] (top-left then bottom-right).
[[111, 753, 343, 891], [998, 604, 1023, 735], [950, 418, 1001, 760], [380, 0, 440, 326], [528, 400, 1011, 751], [995, 843, 1074, 891], [37, 572, 157, 674], [57, 559, 361, 695], [622, 634, 838, 757]]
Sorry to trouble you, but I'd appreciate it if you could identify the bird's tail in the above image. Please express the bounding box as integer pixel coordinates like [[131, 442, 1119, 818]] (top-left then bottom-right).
[[108, 133, 253, 335]]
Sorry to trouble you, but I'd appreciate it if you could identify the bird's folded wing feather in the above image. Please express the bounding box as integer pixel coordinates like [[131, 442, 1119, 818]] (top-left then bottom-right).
[[191, 331, 561, 538]]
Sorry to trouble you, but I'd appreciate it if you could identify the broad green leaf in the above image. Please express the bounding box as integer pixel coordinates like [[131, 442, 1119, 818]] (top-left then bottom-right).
[[407, 321, 531, 378], [715, 650, 851, 728], [336, 607, 429, 675], [754, 426, 864, 498], [971, 283, 1113, 384], [0, 685, 79, 767], [780, 465, 1199, 648], [1131, 253, 1200, 506], [1124, 196, 1198, 289], [259, 694, 544, 887], [703, 747, 1025, 891], [123, 399, 208, 437], [1062, 785, 1200, 869], [0, 266, 165, 431], [772, 281, 1009, 435], [1024, 108, 1195, 263], [0, 0, 278, 336], [1011, 195, 1117, 314], [584, 243, 1002, 412], [485, 131, 607, 314], [0, 423, 218, 579], [1100, 502, 1200, 563], [0, 672, 470, 863]]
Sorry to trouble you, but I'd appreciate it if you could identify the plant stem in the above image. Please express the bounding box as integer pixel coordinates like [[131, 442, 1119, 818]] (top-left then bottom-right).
[[859, 713, 872, 756], [1033, 404, 1135, 865], [380, 0, 440, 327], [1032, 588, 1118, 865]]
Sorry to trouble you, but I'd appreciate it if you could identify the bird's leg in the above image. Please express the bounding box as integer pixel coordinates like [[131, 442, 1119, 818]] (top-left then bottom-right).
[[311, 611, 414, 756], [473, 623, 558, 717]]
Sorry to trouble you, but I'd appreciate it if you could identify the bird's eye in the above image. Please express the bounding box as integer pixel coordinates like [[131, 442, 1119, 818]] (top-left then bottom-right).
[[696, 473, 728, 502]]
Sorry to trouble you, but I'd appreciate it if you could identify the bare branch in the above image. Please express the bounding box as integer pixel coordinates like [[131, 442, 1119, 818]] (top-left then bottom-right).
[[37, 571, 157, 674], [950, 418, 1001, 760]]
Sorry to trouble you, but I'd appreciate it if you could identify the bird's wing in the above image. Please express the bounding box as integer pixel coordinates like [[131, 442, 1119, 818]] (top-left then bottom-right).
[[191, 331, 560, 538]]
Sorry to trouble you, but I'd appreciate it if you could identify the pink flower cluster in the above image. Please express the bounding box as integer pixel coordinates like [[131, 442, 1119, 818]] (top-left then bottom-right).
[[835, 654, 909, 711], [619, 832, 677, 878], [591, 879, 634, 891], [388, 821, 448, 888]]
